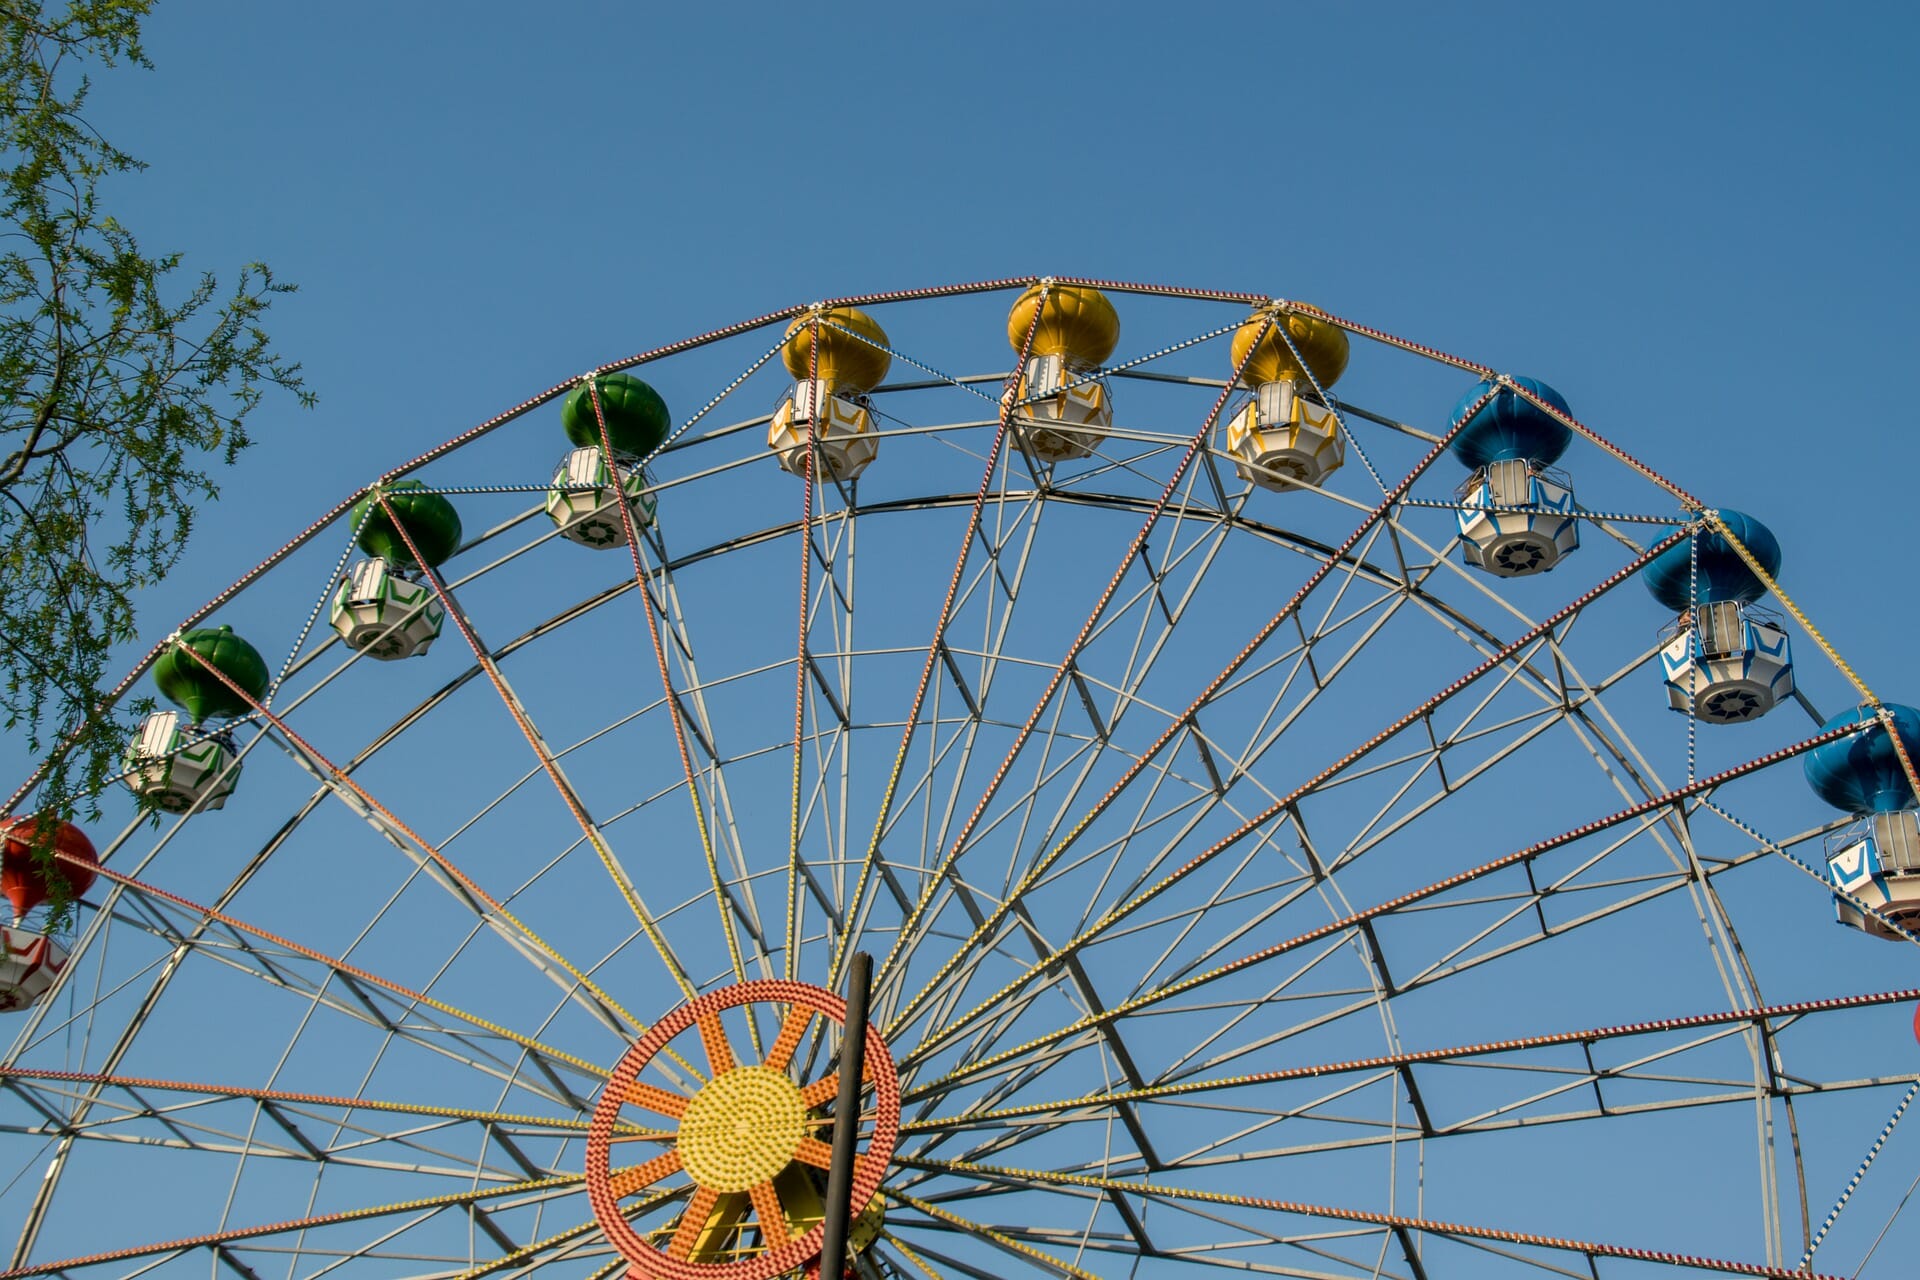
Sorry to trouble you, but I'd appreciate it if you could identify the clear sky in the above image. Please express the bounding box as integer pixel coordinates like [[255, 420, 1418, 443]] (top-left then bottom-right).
[[83, 0, 1918, 655], [8, 3, 1919, 1276]]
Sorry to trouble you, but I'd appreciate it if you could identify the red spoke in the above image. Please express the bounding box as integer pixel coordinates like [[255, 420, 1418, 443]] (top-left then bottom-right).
[[763, 1005, 811, 1073], [793, 1137, 834, 1170], [749, 1180, 789, 1246], [620, 1082, 689, 1120], [798, 1076, 841, 1109], [609, 1151, 683, 1199], [697, 1011, 736, 1076], [667, 1185, 721, 1260]]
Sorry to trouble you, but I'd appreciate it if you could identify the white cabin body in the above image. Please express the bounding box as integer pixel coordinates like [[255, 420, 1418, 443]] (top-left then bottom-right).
[[0, 928, 69, 1011], [329, 558, 446, 660], [1660, 600, 1794, 724], [769, 381, 879, 482], [1827, 809, 1920, 940], [1006, 353, 1112, 463], [1457, 459, 1579, 577], [547, 446, 658, 548], [124, 710, 240, 814], [1224, 380, 1344, 491]]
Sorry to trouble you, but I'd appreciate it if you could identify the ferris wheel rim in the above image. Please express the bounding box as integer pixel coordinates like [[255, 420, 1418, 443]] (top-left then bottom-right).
[[3, 276, 1549, 818], [0, 279, 1910, 1280]]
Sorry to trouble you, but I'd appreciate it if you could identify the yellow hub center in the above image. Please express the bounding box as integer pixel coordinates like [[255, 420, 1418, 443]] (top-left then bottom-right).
[[676, 1065, 806, 1193]]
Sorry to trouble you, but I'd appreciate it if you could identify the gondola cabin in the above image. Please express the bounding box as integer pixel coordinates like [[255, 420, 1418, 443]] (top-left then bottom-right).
[[549, 374, 669, 547], [769, 308, 889, 482], [547, 447, 657, 548], [1222, 306, 1349, 491], [330, 481, 460, 658], [125, 626, 267, 813], [1450, 377, 1579, 577], [1003, 284, 1118, 464], [0, 818, 98, 1010], [1643, 512, 1792, 723], [1807, 704, 1920, 939], [125, 710, 241, 813]]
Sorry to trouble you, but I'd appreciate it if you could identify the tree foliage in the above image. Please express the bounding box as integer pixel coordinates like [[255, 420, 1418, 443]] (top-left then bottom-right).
[[0, 1, 309, 922]]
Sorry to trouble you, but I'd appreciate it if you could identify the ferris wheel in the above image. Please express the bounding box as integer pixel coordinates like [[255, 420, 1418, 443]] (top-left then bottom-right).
[[0, 277, 1917, 1280]]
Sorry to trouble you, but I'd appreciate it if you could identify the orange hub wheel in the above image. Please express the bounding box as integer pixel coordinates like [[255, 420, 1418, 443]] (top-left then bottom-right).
[[585, 980, 900, 1280]]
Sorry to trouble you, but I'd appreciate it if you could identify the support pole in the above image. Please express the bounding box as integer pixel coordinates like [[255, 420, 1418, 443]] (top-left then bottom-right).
[[819, 950, 871, 1280]]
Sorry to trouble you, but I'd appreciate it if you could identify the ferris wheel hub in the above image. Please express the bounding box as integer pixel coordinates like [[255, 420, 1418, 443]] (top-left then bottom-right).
[[585, 979, 900, 1279], [677, 1065, 808, 1193]]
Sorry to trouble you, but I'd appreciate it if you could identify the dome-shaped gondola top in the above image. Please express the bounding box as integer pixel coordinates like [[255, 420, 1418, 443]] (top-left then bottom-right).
[[0, 817, 97, 922], [152, 626, 270, 724], [560, 373, 672, 458], [780, 307, 891, 395], [1006, 284, 1120, 369], [352, 481, 462, 570], [1805, 704, 1920, 814], [1642, 510, 1782, 611], [1229, 307, 1349, 390], [1448, 376, 1574, 471]]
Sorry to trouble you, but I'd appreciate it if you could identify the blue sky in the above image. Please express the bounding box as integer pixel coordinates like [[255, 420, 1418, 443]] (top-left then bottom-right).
[[8, 3, 1918, 1275], [84, 2, 1917, 665]]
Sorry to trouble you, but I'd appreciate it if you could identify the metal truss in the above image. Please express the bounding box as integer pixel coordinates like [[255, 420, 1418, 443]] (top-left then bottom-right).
[[0, 279, 1909, 1280]]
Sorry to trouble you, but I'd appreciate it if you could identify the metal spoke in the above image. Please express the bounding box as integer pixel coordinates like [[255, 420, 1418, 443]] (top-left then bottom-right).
[[5, 279, 1901, 1278], [376, 494, 698, 1005], [0, 1173, 585, 1277]]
